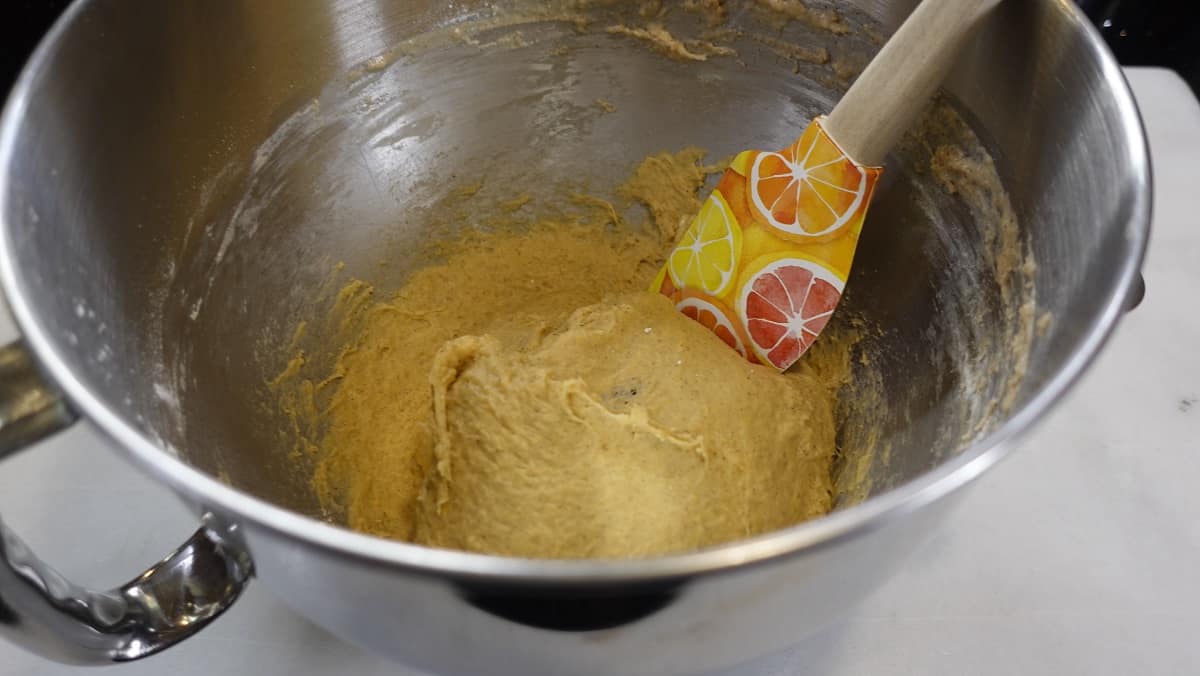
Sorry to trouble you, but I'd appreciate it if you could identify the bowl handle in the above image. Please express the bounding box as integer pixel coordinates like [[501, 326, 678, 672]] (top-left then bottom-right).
[[1124, 273, 1146, 312], [0, 341, 252, 664]]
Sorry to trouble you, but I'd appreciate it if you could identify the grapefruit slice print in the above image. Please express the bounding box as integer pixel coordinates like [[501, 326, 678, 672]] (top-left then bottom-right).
[[738, 256, 845, 370]]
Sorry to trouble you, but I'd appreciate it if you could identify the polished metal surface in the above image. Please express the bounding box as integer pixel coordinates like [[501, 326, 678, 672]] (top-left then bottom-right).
[[0, 336, 250, 663], [0, 0, 1149, 673], [0, 341, 74, 458], [0, 514, 250, 664]]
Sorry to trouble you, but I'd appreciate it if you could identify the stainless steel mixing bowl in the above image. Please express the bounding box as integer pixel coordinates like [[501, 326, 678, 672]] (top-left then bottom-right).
[[0, 0, 1149, 673]]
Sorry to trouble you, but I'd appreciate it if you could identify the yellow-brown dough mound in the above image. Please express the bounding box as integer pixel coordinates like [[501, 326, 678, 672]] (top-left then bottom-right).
[[277, 149, 847, 559], [415, 292, 835, 558]]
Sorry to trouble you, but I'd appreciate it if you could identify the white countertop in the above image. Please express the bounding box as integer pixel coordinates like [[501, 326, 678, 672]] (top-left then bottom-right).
[[1, 67, 1197, 676]]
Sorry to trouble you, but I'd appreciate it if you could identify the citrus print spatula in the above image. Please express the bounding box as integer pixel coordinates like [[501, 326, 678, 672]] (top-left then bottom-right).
[[653, 0, 1004, 371]]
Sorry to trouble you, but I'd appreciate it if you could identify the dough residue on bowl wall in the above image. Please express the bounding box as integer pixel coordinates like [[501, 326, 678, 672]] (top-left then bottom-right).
[[922, 103, 1039, 432], [253, 0, 1040, 557]]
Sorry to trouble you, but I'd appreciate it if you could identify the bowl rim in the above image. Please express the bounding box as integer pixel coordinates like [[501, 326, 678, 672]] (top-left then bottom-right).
[[0, 0, 1151, 584]]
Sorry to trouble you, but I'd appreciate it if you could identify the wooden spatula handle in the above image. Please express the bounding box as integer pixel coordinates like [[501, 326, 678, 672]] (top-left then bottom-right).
[[824, 0, 1005, 166]]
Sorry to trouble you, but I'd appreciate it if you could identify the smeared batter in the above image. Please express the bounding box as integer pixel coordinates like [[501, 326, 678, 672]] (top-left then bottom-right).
[[278, 149, 845, 557]]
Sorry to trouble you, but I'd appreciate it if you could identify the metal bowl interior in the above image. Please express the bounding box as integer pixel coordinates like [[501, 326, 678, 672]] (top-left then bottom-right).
[[0, 0, 1148, 581]]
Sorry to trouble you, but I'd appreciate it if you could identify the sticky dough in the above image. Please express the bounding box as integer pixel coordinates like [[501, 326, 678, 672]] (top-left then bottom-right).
[[415, 292, 835, 558], [282, 150, 843, 559]]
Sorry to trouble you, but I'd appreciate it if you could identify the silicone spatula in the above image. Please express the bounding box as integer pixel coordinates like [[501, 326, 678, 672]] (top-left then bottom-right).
[[652, 0, 1005, 370]]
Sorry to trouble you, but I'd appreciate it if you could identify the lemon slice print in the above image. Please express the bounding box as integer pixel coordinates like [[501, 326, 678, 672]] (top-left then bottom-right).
[[667, 190, 743, 297]]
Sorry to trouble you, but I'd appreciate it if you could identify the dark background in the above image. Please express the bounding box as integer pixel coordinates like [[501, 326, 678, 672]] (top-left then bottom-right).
[[1078, 0, 1200, 94], [2, 1, 1199, 103], [3, 0, 73, 91]]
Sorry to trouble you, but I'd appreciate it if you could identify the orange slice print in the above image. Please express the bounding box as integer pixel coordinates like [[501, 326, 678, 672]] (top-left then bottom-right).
[[676, 292, 758, 363], [651, 264, 681, 302], [748, 119, 871, 240]]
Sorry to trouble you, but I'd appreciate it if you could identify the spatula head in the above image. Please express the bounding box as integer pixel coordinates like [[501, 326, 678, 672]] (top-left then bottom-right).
[[652, 116, 882, 371]]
